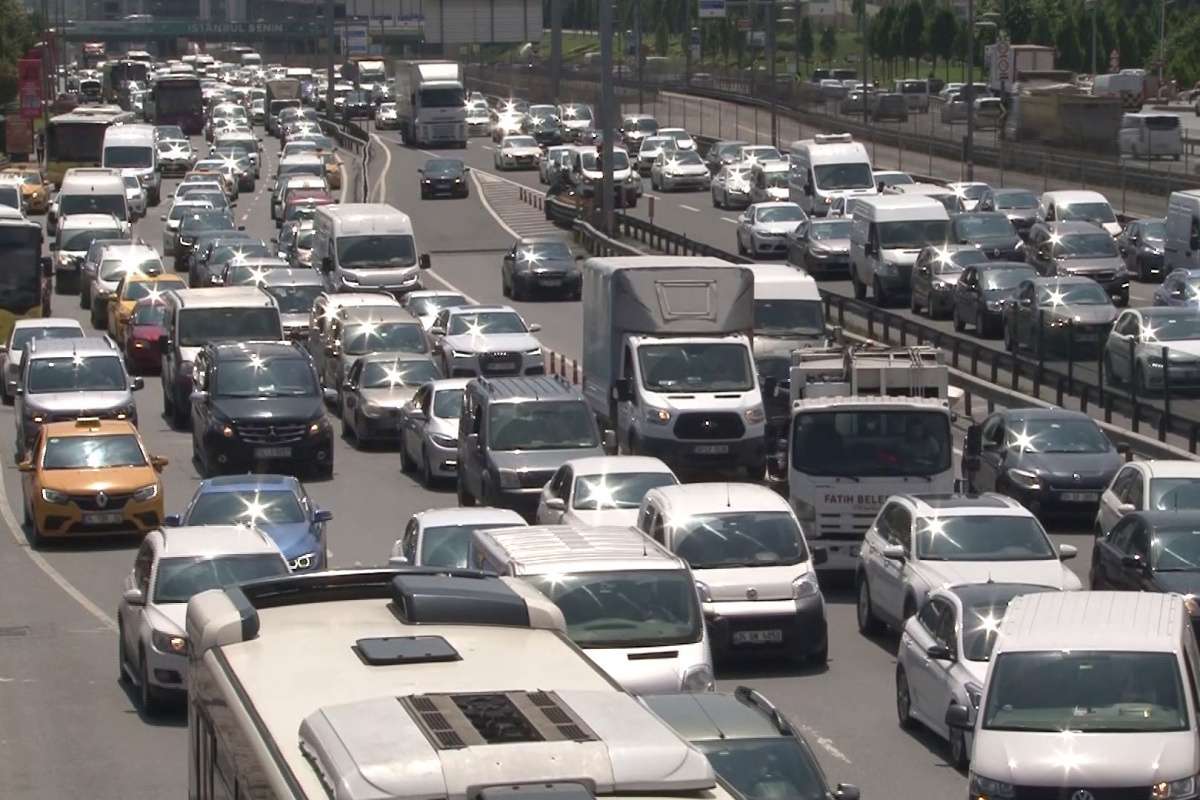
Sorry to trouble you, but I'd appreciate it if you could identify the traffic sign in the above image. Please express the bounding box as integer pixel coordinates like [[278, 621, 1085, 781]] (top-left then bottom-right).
[[699, 0, 726, 19]]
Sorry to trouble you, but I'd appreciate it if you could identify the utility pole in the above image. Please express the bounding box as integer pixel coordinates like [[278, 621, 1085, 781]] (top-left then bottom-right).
[[325, 0, 336, 117], [965, 0, 975, 180], [634, 1, 643, 113], [1086, 0, 1097, 77], [767, 0, 777, 146], [861, 3, 869, 128], [1159, 0, 1170, 88], [550, 0, 562, 100], [599, 0, 615, 235]]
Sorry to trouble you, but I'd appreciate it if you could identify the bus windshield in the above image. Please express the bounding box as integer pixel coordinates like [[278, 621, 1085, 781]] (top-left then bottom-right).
[[791, 409, 952, 477], [47, 122, 106, 163], [0, 226, 42, 313]]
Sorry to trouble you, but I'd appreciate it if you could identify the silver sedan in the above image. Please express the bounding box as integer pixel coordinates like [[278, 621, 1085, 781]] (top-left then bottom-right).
[[399, 378, 470, 487]]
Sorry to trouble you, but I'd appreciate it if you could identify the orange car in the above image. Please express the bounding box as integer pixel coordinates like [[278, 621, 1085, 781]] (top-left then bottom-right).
[[1, 165, 50, 213], [19, 418, 167, 547], [107, 273, 186, 346]]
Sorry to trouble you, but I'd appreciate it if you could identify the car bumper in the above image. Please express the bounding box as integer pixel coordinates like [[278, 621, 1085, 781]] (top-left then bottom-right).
[[750, 235, 790, 255], [1003, 481, 1107, 516], [420, 180, 468, 196], [125, 341, 162, 372], [144, 645, 188, 692], [796, 248, 850, 276], [447, 353, 546, 378], [202, 431, 334, 473], [492, 486, 543, 514], [661, 174, 711, 190], [515, 271, 581, 294], [32, 495, 162, 539], [635, 433, 765, 472], [704, 595, 827, 658], [357, 411, 405, 441], [424, 437, 459, 477]]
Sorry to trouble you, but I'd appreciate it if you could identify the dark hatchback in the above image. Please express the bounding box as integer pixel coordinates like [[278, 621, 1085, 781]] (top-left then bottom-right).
[[964, 408, 1122, 519], [952, 261, 1036, 338], [1117, 217, 1167, 282], [948, 212, 1024, 261], [910, 244, 989, 318], [189, 341, 337, 480], [419, 159, 470, 199], [977, 187, 1039, 240]]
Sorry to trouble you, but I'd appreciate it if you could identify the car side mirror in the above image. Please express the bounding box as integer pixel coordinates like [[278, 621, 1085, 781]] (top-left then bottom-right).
[[314, 508, 333, 523], [945, 704, 973, 730], [926, 643, 955, 661], [430, 326, 445, 336], [833, 785, 860, 800], [419, 253, 431, 270], [602, 428, 617, 454], [130, 377, 144, 391], [190, 390, 209, 403], [1058, 543, 1077, 560], [544, 496, 565, 511], [159, 215, 167, 222], [1121, 553, 1148, 570], [528, 323, 542, 333], [150, 455, 168, 471], [322, 388, 338, 404], [237, 225, 245, 231], [882, 544, 906, 561], [121, 587, 145, 606], [17, 460, 33, 472], [1117, 502, 1136, 515], [614, 378, 634, 402]]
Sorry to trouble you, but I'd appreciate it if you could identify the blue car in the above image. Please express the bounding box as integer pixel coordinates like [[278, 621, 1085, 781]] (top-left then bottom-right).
[[1154, 268, 1200, 306], [165, 474, 332, 572]]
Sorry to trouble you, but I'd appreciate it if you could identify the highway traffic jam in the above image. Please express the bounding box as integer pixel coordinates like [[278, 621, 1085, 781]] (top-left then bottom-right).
[[10, 48, 1200, 800]]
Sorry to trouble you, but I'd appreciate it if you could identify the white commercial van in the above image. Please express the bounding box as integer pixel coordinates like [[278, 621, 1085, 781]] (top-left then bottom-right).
[[787, 134, 876, 217], [55, 168, 130, 230], [850, 195, 949, 305], [471, 524, 715, 694], [883, 182, 963, 213], [101, 124, 161, 206], [1118, 112, 1182, 160], [1166, 190, 1200, 271], [746, 263, 826, 358], [953, 591, 1200, 799], [311, 203, 431, 295]]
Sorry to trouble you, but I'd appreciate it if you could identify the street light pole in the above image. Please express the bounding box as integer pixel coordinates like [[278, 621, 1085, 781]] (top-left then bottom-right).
[[861, 4, 868, 128], [1159, 0, 1170, 87], [1086, 0, 1097, 77], [965, 0, 975, 181], [325, 0, 335, 117], [634, 2, 643, 113], [767, 0, 776, 146], [599, 0, 615, 235]]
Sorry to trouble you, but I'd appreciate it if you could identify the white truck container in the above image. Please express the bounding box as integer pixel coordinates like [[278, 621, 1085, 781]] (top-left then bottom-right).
[[787, 134, 877, 217], [582, 257, 766, 477], [1093, 71, 1146, 111], [783, 345, 956, 571], [393, 60, 467, 148], [985, 43, 1055, 93]]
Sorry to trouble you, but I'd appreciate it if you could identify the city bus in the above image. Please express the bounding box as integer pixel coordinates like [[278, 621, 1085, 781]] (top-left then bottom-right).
[[103, 59, 151, 106], [145, 74, 203, 134], [44, 106, 135, 187], [0, 213, 51, 344], [81, 42, 106, 69]]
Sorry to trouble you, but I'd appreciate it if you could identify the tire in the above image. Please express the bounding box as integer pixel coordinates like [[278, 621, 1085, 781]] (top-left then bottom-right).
[[1104, 352, 1121, 385], [1003, 319, 1016, 352], [139, 650, 164, 716], [80, 287, 89, 309], [1136, 362, 1154, 396], [976, 310, 992, 338], [512, 277, 525, 302], [852, 272, 866, 300], [953, 305, 966, 332], [856, 576, 882, 635], [1139, 257, 1153, 283], [117, 622, 129, 684], [873, 276, 888, 307], [400, 438, 415, 472], [948, 725, 969, 769], [910, 290, 921, 314], [896, 666, 915, 729], [90, 305, 104, 331], [501, 271, 511, 297], [807, 641, 829, 666], [170, 390, 189, 430], [457, 477, 475, 507], [420, 445, 436, 488]]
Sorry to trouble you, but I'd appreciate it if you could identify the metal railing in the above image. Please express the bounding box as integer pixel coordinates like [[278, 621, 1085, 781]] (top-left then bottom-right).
[[318, 116, 371, 203]]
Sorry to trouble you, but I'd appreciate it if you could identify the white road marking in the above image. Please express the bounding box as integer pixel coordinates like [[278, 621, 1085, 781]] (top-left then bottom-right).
[[797, 722, 852, 764], [721, 216, 739, 224], [469, 171, 521, 240], [482, 145, 495, 151], [645, 193, 660, 200], [680, 204, 700, 212], [369, 133, 391, 203]]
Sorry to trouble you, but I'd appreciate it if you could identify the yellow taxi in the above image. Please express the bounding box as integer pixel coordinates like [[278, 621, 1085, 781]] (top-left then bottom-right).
[[1, 165, 50, 213], [319, 151, 342, 190], [184, 168, 236, 199], [107, 273, 186, 345], [19, 418, 167, 547]]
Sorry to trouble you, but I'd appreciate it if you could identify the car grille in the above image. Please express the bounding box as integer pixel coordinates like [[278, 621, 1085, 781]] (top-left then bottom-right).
[[814, 513, 878, 538], [1013, 787, 1149, 800], [1044, 475, 1109, 491], [518, 469, 555, 489], [674, 412, 745, 440], [68, 492, 132, 511], [479, 351, 523, 376], [1069, 270, 1116, 282], [238, 421, 308, 444]]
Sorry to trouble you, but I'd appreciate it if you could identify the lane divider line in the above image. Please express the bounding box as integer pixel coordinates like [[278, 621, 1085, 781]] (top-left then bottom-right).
[[680, 204, 700, 212]]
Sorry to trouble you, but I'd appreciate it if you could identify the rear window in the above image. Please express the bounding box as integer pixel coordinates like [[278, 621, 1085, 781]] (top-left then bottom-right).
[[1145, 116, 1181, 131]]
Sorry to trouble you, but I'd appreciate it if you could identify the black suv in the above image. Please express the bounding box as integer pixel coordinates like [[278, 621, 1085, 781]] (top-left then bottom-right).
[[189, 341, 336, 479]]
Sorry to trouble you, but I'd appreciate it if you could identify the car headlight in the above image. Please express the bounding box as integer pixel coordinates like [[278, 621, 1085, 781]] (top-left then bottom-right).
[[41, 487, 69, 504], [308, 418, 330, 436], [645, 407, 672, 425], [28, 410, 45, 424], [131, 483, 158, 502], [744, 405, 765, 424], [498, 468, 521, 489], [287, 552, 316, 571], [792, 572, 820, 600], [694, 579, 712, 603], [151, 630, 189, 655], [451, 349, 473, 358], [524, 347, 542, 356], [681, 664, 715, 693], [430, 433, 457, 448], [1006, 467, 1041, 490], [969, 775, 1014, 799], [1152, 777, 1200, 800]]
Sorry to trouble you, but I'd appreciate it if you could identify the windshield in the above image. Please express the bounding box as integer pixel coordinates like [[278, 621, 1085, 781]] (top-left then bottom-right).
[[359, 360, 439, 389], [1038, 282, 1111, 307], [526, 569, 701, 648], [60, 228, 125, 252], [982, 268, 1035, 291], [216, 356, 315, 398], [432, 388, 463, 419], [186, 489, 306, 525], [674, 511, 807, 568], [638, 342, 754, 392], [343, 322, 427, 355], [983, 651, 1187, 733], [1146, 524, 1200, 570], [669, 152, 704, 167], [791, 409, 951, 477], [516, 242, 572, 263], [177, 307, 281, 347], [153, 554, 287, 604], [419, 523, 509, 569], [410, 294, 466, 317], [879, 220, 948, 249], [1061, 202, 1116, 224], [642, 138, 673, 152], [571, 472, 677, 510], [181, 213, 234, 234], [262, 284, 321, 314], [131, 303, 166, 325], [156, 125, 185, 139], [764, 171, 789, 188], [504, 137, 537, 148], [994, 191, 1037, 210], [212, 243, 270, 266], [418, 87, 465, 108], [743, 147, 781, 161], [60, 194, 126, 219], [41, 434, 145, 469], [1009, 418, 1111, 454], [447, 311, 525, 335], [1150, 478, 1200, 511], [580, 151, 631, 171], [1055, 233, 1119, 258], [696, 738, 827, 800], [104, 146, 153, 168], [813, 162, 874, 191], [488, 400, 597, 451], [336, 234, 416, 269], [810, 220, 852, 240], [100, 258, 161, 281], [956, 214, 1014, 238], [1139, 221, 1167, 240], [27, 354, 126, 393], [12, 326, 80, 352], [424, 159, 464, 176], [916, 515, 1054, 561], [124, 279, 181, 300], [755, 299, 825, 337], [562, 105, 592, 120]]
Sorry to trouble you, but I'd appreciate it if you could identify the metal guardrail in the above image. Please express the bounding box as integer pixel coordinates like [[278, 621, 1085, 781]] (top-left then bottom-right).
[[319, 116, 371, 203]]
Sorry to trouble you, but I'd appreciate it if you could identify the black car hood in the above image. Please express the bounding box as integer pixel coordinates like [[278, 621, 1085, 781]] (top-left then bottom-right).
[[1011, 449, 1121, 483], [213, 395, 323, 422], [970, 235, 1021, 250], [1154, 571, 1200, 595]]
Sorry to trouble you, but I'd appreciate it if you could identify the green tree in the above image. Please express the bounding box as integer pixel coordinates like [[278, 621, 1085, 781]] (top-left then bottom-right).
[[1030, 4, 1054, 46], [871, 6, 897, 80], [1004, 0, 1033, 43], [901, 0, 925, 78], [0, 0, 34, 106], [929, 7, 957, 82], [655, 15, 670, 56], [851, 0, 867, 33], [820, 25, 837, 66], [1056, 15, 1083, 73], [798, 16, 815, 72]]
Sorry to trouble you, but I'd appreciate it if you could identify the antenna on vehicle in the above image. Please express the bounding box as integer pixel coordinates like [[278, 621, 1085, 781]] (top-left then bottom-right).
[[726, 483, 731, 508]]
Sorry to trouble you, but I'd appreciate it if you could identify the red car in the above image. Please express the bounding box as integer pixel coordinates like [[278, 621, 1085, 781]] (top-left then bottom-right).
[[123, 299, 168, 374], [281, 190, 334, 227]]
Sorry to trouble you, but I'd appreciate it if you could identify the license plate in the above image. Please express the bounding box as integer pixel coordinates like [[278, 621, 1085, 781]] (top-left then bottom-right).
[[1060, 491, 1099, 503], [733, 630, 783, 645], [540, 278, 563, 286], [694, 444, 730, 454], [84, 511, 124, 525], [255, 447, 292, 459]]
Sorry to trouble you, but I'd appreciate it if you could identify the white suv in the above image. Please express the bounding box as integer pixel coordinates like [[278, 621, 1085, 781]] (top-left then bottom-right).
[[1095, 459, 1200, 538], [116, 525, 288, 713], [427, 304, 545, 378], [637, 482, 828, 664], [855, 493, 1081, 635]]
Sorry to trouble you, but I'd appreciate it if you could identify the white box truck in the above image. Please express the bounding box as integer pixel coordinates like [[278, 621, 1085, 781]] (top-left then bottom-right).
[[393, 60, 467, 148], [581, 256, 766, 476]]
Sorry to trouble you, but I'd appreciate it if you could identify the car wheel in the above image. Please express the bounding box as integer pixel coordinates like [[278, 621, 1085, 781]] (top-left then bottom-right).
[[139, 649, 164, 716], [948, 724, 969, 769], [895, 666, 915, 729], [1138, 257, 1153, 283], [117, 621, 129, 684], [340, 412, 355, 442], [512, 277, 524, 302], [420, 445, 436, 488], [1136, 362, 1155, 396], [856, 576, 882, 635], [399, 437, 415, 471], [976, 310, 992, 338], [1104, 351, 1121, 385], [79, 286, 89, 309], [1003, 319, 1016, 352], [910, 290, 921, 314], [170, 391, 189, 430], [952, 305, 966, 332], [457, 477, 475, 507], [90, 305, 104, 331], [873, 276, 888, 307]]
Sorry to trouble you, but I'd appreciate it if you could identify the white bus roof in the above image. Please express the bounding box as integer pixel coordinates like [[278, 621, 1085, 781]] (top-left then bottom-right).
[[473, 524, 686, 576]]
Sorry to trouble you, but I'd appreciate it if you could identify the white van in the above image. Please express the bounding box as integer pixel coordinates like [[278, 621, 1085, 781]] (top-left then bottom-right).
[[953, 591, 1200, 798], [1164, 189, 1200, 271], [56, 168, 130, 228], [748, 160, 790, 203], [636, 482, 828, 664], [1118, 112, 1182, 160], [471, 524, 714, 694], [895, 78, 930, 112], [850, 195, 949, 305], [746, 263, 826, 353], [311, 203, 431, 295], [787, 134, 876, 217], [101, 124, 160, 206], [1037, 189, 1122, 237], [883, 182, 963, 213]]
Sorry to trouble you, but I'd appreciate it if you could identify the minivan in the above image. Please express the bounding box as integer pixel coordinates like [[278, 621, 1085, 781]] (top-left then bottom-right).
[[1165, 189, 1200, 271], [1118, 112, 1182, 160], [102, 124, 161, 205], [311, 203, 431, 295], [53, 168, 130, 235], [471, 523, 715, 694], [850, 195, 949, 305]]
